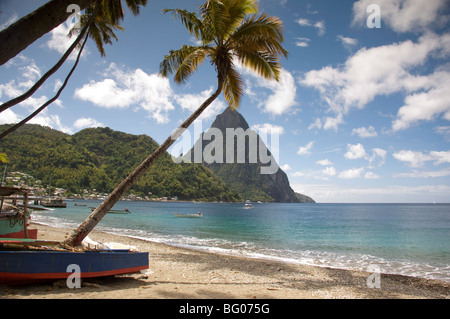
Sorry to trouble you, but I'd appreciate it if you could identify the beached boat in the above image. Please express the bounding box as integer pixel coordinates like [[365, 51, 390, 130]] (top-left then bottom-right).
[[0, 238, 149, 285], [90, 207, 131, 214], [40, 198, 67, 208], [0, 187, 37, 239], [173, 212, 203, 218]]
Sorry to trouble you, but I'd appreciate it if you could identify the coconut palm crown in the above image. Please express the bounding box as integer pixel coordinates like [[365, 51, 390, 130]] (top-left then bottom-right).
[[160, 0, 288, 110]]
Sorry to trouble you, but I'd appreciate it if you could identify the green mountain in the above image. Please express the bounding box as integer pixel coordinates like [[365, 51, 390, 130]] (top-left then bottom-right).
[[183, 108, 315, 203], [0, 124, 240, 202]]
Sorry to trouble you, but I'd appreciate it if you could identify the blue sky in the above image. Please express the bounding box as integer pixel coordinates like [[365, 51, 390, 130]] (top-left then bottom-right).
[[1, 0, 450, 203]]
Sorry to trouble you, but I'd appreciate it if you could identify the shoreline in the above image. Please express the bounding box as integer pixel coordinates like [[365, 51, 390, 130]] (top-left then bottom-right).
[[0, 223, 448, 299]]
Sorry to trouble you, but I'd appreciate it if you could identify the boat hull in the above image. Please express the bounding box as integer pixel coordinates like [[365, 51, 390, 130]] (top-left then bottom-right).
[[0, 250, 149, 285]]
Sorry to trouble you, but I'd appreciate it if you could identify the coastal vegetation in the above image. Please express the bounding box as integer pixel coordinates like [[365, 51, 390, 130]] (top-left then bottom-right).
[[0, 124, 240, 202]]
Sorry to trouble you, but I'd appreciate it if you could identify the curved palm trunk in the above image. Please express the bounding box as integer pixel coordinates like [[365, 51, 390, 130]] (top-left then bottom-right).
[[64, 77, 225, 247], [0, 3, 96, 115], [0, 32, 89, 140], [0, 0, 94, 66]]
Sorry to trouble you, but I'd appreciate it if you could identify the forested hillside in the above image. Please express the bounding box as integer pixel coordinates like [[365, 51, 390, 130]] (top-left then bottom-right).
[[0, 124, 240, 202]]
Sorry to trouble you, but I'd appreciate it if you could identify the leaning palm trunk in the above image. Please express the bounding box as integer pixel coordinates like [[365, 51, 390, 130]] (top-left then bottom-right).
[[64, 77, 224, 247], [0, 0, 94, 66], [0, 32, 89, 140], [0, 1, 97, 115]]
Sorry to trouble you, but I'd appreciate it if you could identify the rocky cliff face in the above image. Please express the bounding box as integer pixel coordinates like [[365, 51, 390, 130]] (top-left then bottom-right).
[[185, 108, 315, 203]]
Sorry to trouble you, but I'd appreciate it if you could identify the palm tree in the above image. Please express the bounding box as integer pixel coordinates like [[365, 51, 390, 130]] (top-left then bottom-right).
[[0, 0, 148, 138], [64, 0, 288, 247], [0, 0, 147, 66], [0, 153, 8, 164]]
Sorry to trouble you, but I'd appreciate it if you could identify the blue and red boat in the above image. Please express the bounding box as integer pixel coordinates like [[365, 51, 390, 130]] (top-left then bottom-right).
[[0, 247, 149, 285], [0, 187, 149, 285]]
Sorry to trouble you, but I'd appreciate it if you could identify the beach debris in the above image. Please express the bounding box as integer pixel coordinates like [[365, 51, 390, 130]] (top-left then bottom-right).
[[81, 236, 139, 251]]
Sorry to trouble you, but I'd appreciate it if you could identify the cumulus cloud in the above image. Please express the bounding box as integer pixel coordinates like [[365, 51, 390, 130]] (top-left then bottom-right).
[[175, 87, 226, 121], [338, 167, 364, 179], [337, 35, 358, 48], [345, 143, 367, 160], [393, 150, 450, 168], [74, 63, 175, 124], [297, 141, 314, 156], [352, 0, 449, 33], [235, 58, 297, 116], [0, 109, 20, 124], [352, 126, 378, 138], [73, 117, 105, 129], [46, 24, 89, 60], [316, 159, 333, 166], [295, 37, 311, 48], [300, 32, 450, 131], [322, 166, 337, 177]]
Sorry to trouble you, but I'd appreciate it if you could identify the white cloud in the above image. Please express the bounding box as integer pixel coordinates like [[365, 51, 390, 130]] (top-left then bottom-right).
[[29, 114, 73, 134], [364, 172, 380, 179], [337, 35, 358, 47], [46, 24, 89, 60], [280, 164, 292, 171], [300, 33, 450, 131], [393, 150, 450, 168], [75, 63, 175, 124], [259, 69, 297, 115], [322, 166, 337, 177], [297, 141, 314, 156], [392, 70, 450, 131], [338, 167, 364, 179], [73, 117, 105, 129], [352, 126, 378, 138], [0, 109, 20, 124], [295, 37, 311, 48], [316, 159, 333, 166], [296, 18, 326, 36], [0, 13, 18, 31], [235, 61, 297, 116], [369, 148, 387, 167], [352, 0, 449, 33], [345, 143, 367, 160], [175, 87, 226, 121]]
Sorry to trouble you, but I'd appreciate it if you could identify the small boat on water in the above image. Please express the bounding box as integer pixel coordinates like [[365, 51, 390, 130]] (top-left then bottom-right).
[[173, 212, 203, 218], [40, 198, 67, 208], [243, 203, 254, 209], [90, 207, 131, 214]]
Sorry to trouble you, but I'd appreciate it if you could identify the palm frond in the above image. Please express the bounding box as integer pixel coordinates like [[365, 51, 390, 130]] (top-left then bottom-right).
[[162, 0, 287, 109], [163, 9, 204, 41], [235, 49, 281, 81], [228, 13, 288, 58], [222, 65, 244, 110], [160, 45, 209, 83], [125, 0, 148, 15]]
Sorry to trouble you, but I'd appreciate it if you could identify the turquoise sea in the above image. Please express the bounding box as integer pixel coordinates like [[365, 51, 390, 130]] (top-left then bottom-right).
[[32, 201, 450, 282]]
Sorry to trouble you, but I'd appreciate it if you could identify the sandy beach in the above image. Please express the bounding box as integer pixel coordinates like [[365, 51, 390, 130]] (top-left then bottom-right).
[[0, 223, 448, 299]]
